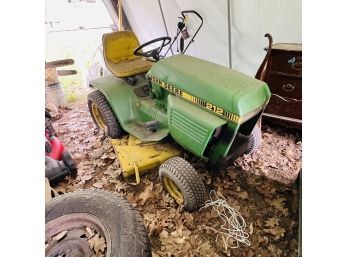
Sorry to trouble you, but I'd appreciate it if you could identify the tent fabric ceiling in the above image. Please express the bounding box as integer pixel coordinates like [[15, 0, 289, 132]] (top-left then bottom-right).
[[114, 0, 301, 77]]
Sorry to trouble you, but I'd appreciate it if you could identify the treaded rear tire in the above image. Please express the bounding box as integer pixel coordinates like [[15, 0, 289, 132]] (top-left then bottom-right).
[[245, 125, 262, 154], [159, 157, 206, 211], [88, 90, 125, 139], [46, 189, 152, 257]]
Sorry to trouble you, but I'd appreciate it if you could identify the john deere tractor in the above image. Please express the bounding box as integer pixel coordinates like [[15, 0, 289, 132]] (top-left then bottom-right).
[[88, 11, 271, 210]]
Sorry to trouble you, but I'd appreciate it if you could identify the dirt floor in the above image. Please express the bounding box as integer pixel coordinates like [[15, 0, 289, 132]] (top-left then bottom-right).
[[52, 102, 302, 257]]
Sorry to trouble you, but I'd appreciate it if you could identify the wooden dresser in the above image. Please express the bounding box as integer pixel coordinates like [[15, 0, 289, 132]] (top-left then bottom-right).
[[256, 34, 302, 129]]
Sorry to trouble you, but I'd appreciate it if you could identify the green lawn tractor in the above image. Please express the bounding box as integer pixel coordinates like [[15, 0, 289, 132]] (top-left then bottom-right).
[[88, 11, 271, 210]]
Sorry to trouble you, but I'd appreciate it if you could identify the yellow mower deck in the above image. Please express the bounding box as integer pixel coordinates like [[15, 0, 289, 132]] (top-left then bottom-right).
[[111, 135, 181, 184]]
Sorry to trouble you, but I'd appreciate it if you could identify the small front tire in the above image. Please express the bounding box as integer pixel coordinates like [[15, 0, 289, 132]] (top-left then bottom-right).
[[159, 157, 206, 211]]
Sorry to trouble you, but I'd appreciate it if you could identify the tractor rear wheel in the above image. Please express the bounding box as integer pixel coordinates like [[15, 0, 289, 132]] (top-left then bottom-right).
[[88, 90, 125, 139], [245, 124, 262, 154], [159, 157, 206, 211]]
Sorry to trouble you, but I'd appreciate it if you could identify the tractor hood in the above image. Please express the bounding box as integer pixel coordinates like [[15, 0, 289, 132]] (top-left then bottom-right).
[[147, 54, 271, 123]]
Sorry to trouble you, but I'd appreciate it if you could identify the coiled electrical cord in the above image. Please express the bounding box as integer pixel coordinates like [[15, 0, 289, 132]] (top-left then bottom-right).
[[200, 190, 251, 249]]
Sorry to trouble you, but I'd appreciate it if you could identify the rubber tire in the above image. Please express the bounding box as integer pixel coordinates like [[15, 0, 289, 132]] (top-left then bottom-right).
[[159, 157, 206, 211], [88, 90, 125, 139], [46, 189, 152, 257], [61, 151, 77, 177], [245, 125, 262, 154]]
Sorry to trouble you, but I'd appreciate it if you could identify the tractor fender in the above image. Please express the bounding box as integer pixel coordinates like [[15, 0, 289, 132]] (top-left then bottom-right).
[[89, 75, 138, 131]]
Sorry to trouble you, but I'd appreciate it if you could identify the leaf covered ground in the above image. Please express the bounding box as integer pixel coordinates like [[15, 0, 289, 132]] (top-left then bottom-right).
[[52, 102, 302, 257]]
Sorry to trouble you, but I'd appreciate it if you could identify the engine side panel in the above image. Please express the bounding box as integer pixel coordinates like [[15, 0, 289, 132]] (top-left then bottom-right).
[[167, 95, 226, 157]]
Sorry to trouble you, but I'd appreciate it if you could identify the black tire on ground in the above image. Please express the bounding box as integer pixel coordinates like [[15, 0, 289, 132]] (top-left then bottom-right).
[[245, 125, 262, 154], [88, 90, 125, 139], [46, 189, 152, 257], [61, 151, 77, 177], [159, 157, 206, 211]]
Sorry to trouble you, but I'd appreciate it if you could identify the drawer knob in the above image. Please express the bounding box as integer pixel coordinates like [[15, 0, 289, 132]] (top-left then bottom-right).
[[282, 83, 295, 92], [292, 62, 302, 71], [288, 57, 302, 71]]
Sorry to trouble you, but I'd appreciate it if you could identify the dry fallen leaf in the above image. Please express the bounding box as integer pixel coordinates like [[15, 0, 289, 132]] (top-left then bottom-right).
[[227, 169, 238, 180], [216, 186, 226, 200], [195, 241, 219, 257], [174, 235, 187, 245], [256, 183, 277, 197], [86, 226, 95, 238], [126, 192, 135, 204], [148, 222, 163, 236], [54, 230, 67, 241], [93, 252, 104, 257], [88, 233, 106, 253], [159, 229, 169, 239], [264, 226, 286, 240], [236, 191, 248, 200], [91, 148, 104, 158], [268, 243, 283, 256], [100, 153, 108, 159], [269, 198, 289, 216], [93, 181, 103, 189], [282, 148, 294, 157], [80, 173, 93, 182], [264, 217, 280, 228], [138, 182, 156, 205], [107, 152, 116, 159]]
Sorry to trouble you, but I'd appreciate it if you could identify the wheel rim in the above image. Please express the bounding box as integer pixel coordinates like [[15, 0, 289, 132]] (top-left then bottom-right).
[[163, 176, 184, 204], [45, 213, 111, 257], [91, 103, 107, 130]]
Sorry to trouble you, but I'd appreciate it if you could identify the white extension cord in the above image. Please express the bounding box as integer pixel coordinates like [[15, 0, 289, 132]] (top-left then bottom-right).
[[200, 190, 251, 249]]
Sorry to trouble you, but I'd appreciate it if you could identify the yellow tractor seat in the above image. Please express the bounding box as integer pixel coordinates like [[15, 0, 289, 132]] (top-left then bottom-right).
[[103, 31, 153, 78]]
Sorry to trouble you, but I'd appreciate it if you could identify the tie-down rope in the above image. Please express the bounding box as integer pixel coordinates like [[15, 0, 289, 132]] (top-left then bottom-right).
[[199, 190, 251, 249]]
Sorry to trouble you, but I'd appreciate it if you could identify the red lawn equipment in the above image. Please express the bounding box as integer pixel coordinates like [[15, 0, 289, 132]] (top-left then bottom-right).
[[45, 111, 77, 186]]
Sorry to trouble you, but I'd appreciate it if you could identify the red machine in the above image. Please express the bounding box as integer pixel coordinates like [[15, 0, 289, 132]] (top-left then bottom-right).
[[45, 111, 77, 185]]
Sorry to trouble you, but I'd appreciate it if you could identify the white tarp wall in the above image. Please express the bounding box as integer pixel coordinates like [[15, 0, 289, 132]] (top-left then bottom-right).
[[118, 0, 301, 76]]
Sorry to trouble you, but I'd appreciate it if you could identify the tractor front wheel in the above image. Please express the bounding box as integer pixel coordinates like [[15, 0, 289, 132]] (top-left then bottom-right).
[[159, 157, 206, 211], [88, 90, 125, 139]]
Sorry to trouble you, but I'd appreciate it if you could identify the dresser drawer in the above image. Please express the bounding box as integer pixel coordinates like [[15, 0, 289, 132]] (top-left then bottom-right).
[[271, 51, 302, 76], [267, 74, 302, 99], [265, 94, 302, 120]]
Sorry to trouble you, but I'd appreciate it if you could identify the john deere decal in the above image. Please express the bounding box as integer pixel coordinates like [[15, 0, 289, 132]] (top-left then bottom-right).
[[148, 75, 241, 124]]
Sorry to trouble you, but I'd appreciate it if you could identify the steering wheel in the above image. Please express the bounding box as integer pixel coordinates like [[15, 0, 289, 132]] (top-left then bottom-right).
[[134, 36, 171, 61]]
